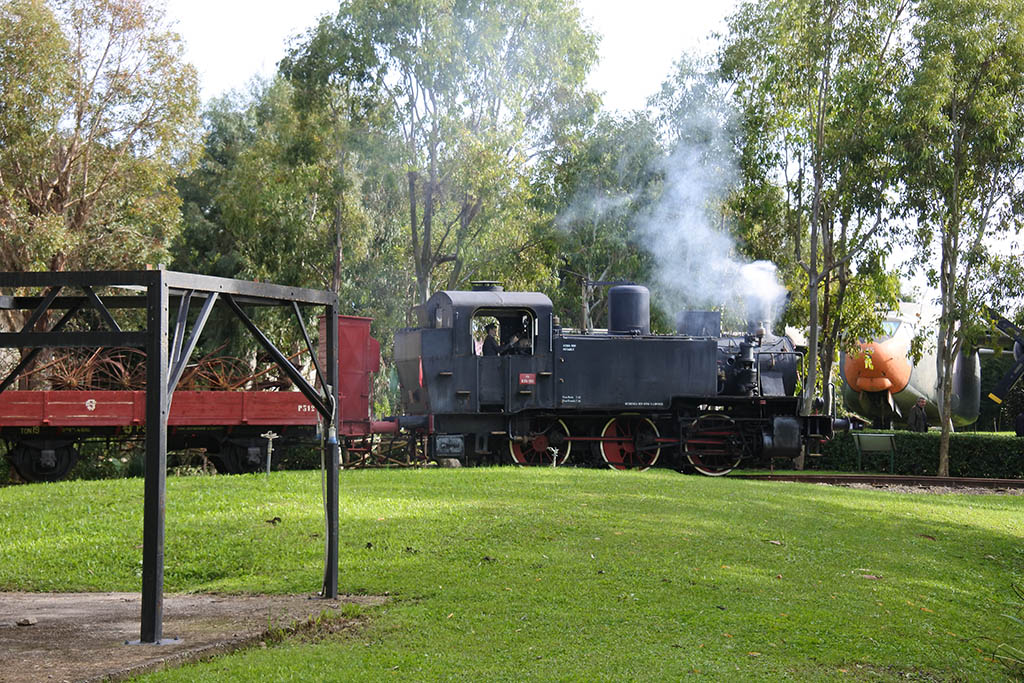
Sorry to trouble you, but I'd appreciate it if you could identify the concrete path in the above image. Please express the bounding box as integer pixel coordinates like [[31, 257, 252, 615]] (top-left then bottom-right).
[[0, 592, 382, 682]]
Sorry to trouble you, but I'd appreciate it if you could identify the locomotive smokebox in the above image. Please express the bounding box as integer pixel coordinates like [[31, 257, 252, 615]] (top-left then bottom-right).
[[608, 285, 650, 335]]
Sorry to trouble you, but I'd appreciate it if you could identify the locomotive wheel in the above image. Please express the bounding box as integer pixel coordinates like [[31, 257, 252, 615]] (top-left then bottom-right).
[[599, 416, 661, 471], [685, 414, 743, 476], [509, 419, 572, 466], [6, 442, 79, 482]]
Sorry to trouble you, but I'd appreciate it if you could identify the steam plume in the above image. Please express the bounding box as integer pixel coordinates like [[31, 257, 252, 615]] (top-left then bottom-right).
[[640, 131, 786, 324]]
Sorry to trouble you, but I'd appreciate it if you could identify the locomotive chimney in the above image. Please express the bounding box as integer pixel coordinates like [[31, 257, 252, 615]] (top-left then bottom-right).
[[746, 320, 767, 343]]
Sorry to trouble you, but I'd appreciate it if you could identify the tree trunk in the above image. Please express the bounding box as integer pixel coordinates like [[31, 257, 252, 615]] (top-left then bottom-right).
[[804, 273, 820, 413], [445, 196, 483, 290], [581, 279, 591, 332], [331, 197, 344, 294], [802, 22, 832, 415], [935, 227, 960, 477], [408, 171, 420, 296], [820, 345, 835, 415], [935, 131, 966, 477]]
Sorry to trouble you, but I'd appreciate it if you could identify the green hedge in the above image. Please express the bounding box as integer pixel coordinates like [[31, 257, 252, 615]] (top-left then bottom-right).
[[816, 430, 1024, 478]]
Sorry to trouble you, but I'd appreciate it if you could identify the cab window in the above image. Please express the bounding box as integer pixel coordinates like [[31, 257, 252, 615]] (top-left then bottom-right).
[[472, 310, 534, 356]]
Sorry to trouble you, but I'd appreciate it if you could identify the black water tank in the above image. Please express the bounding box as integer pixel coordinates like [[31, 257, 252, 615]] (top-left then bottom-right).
[[608, 285, 650, 335]]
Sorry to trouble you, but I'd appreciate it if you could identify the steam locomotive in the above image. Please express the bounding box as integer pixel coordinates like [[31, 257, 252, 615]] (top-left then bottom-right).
[[390, 283, 837, 475]]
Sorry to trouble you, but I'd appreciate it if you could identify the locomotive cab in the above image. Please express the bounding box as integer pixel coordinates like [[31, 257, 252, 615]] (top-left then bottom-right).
[[394, 290, 556, 420]]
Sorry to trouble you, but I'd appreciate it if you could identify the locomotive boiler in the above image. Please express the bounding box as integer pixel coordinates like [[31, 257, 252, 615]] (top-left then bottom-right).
[[392, 283, 835, 475]]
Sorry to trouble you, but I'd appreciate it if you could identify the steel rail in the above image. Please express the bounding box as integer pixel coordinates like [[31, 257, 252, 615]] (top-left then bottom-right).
[[732, 473, 1024, 489]]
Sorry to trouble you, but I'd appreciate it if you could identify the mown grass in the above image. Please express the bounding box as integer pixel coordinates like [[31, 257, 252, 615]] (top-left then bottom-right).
[[1, 468, 1022, 681]]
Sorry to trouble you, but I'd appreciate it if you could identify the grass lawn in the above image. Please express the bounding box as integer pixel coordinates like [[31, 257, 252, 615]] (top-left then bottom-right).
[[1, 468, 1022, 681]]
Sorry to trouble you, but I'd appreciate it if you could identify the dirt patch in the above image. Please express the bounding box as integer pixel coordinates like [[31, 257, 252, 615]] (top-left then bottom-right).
[[0, 591, 385, 682]]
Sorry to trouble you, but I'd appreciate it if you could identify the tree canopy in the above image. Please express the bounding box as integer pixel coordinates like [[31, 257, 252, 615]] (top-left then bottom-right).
[[898, 0, 1024, 473], [0, 0, 201, 272], [282, 0, 600, 303]]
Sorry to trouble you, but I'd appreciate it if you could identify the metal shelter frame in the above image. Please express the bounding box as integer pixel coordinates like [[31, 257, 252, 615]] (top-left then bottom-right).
[[0, 269, 341, 643]]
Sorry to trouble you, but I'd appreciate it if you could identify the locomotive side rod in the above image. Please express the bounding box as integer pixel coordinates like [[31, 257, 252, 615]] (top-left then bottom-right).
[[564, 435, 685, 452]]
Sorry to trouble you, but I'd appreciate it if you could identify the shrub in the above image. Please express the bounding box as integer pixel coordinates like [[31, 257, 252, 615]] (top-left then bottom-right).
[[816, 430, 1024, 478]]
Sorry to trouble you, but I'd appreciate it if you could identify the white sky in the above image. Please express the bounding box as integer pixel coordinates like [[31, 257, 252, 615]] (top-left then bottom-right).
[[163, 0, 737, 112]]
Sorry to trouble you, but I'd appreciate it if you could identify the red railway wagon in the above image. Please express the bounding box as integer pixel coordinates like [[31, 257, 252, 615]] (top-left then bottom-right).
[[1, 316, 381, 482]]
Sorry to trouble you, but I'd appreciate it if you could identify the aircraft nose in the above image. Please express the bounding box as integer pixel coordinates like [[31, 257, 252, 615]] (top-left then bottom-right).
[[843, 338, 912, 394]]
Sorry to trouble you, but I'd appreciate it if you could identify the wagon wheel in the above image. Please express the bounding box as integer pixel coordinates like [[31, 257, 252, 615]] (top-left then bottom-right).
[[7, 442, 79, 482], [509, 418, 571, 466], [341, 437, 372, 468], [599, 416, 661, 471], [392, 434, 428, 467], [183, 356, 253, 390], [47, 350, 100, 390], [685, 414, 743, 476], [94, 348, 147, 389]]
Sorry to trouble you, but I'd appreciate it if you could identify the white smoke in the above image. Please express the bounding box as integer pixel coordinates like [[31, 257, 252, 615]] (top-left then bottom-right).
[[555, 190, 633, 231], [639, 130, 787, 324]]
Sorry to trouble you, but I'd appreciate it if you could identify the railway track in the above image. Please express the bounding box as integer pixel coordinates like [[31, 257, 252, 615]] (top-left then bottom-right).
[[733, 473, 1024, 489]]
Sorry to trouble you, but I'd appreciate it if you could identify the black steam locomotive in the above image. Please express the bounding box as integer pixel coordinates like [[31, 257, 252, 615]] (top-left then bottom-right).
[[393, 283, 836, 475]]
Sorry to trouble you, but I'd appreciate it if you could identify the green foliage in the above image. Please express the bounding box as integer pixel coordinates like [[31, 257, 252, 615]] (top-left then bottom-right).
[[283, 0, 600, 304], [176, 80, 373, 291], [0, 0, 201, 273], [818, 430, 1024, 478], [534, 112, 663, 329], [68, 441, 146, 480], [171, 78, 410, 368], [1, 470, 1021, 680]]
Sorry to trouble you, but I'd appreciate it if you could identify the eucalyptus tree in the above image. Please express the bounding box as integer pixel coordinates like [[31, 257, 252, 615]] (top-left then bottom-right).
[[719, 0, 908, 411], [172, 78, 411, 354], [898, 0, 1024, 475], [0, 0, 201, 273], [0, 0, 199, 388], [283, 0, 599, 304], [535, 113, 663, 330]]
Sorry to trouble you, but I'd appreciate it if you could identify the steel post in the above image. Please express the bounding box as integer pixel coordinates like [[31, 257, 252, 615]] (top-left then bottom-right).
[[140, 272, 169, 643], [324, 301, 339, 599]]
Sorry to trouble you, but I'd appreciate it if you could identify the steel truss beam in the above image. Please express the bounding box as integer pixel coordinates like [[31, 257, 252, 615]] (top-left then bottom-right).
[[0, 269, 340, 643]]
